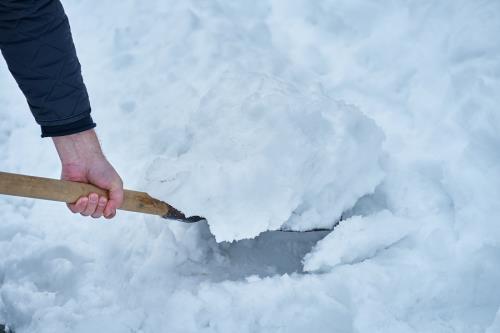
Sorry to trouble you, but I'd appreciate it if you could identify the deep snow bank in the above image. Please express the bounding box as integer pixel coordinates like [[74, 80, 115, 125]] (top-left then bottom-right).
[[147, 72, 384, 241]]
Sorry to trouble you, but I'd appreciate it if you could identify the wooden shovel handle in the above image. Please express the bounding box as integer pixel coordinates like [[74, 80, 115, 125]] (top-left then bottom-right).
[[0, 171, 171, 217]]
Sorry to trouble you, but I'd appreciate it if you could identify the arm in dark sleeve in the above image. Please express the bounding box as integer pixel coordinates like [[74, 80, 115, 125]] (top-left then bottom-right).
[[0, 0, 95, 137]]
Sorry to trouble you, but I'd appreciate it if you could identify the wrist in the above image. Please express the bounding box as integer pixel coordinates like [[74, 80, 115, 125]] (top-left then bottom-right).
[[52, 129, 104, 166]]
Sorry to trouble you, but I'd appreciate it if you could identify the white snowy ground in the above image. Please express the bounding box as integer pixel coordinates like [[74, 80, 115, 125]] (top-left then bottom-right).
[[1, 0, 500, 332]]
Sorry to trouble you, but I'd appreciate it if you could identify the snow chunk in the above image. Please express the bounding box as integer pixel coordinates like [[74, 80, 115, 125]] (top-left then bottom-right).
[[150, 72, 384, 241], [303, 210, 413, 272]]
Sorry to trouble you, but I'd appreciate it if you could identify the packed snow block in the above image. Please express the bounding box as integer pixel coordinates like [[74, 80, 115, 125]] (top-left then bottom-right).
[[149, 72, 384, 241], [303, 210, 413, 272]]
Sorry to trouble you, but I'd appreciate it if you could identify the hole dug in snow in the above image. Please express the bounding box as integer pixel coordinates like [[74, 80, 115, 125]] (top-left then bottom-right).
[[169, 220, 330, 282], [216, 229, 331, 280], [167, 190, 390, 282]]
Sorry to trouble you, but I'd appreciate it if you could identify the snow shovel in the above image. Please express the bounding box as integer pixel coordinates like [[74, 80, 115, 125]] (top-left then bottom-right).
[[0, 171, 204, 223]]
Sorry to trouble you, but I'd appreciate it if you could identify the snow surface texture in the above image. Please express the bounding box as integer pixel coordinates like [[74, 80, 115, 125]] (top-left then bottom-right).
[[1, 0, 500, 332]]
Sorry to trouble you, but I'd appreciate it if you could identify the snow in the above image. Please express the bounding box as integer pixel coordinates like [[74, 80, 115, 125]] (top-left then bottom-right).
[[151, 72, 384, 241], [1, 0, 500, 332], [303, 210, 413, 272]]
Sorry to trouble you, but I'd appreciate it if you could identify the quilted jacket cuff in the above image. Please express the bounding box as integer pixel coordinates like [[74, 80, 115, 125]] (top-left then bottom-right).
[[41, 115, 96, 137]]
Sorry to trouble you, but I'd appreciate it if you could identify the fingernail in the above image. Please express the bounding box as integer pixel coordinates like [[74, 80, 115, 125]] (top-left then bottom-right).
[[90, 194, 98, 203], [99, 198, 107, 206], [105, 211, 115, 219]]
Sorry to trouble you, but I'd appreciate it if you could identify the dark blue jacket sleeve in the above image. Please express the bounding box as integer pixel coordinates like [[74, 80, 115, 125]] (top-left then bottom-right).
[[0, 0, 95, 137]]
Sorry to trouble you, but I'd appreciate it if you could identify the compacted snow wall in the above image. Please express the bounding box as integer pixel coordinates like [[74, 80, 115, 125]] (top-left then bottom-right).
[[148, 72, 384, 241], [1, 0, 500, 332]]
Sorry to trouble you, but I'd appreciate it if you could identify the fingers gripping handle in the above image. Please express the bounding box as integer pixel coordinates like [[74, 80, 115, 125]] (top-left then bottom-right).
[[0, 171, 171, 217]]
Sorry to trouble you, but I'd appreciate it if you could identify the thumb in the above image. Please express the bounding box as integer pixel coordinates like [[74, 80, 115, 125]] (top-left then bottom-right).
[[104, 180, 124, 218]]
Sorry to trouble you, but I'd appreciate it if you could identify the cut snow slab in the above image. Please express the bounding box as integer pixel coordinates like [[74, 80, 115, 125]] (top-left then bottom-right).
[[146, 72, 385, 241], [303, 210, 414, 273]]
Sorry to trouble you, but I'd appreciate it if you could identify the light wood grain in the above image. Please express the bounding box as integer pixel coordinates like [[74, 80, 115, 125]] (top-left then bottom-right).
[[0, 171, 170, 217]]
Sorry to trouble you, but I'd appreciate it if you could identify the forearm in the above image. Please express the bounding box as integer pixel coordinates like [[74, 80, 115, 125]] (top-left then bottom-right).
[[52, 129, 103, 166]]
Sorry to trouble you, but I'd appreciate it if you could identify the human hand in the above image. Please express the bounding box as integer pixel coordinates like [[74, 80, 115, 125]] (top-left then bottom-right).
[[52, 129, 123, 219]]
